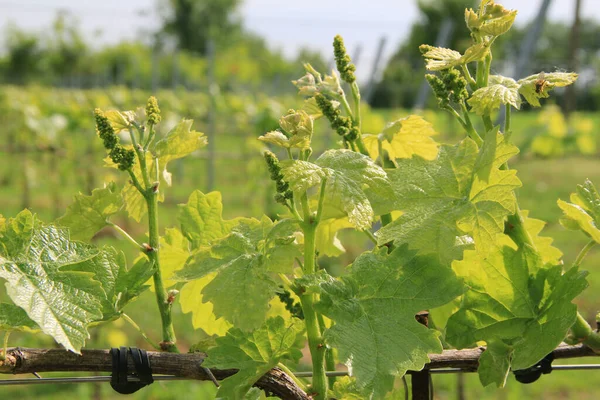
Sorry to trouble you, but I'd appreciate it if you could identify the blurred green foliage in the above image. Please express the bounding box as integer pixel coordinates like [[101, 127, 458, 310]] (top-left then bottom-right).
[[372, 0, 600, 110]]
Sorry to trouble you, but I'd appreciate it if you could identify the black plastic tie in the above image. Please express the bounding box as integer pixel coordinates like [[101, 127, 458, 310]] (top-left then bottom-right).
[[513, 352, 554, 384], [110, 347, 154, 394]]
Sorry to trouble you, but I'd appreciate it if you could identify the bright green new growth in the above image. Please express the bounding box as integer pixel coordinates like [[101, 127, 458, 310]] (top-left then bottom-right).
[[558, 179, 600, 242], [377, 130, 521, 265], [414, 0, 586, 388], [317, 248, 464, 396], [174, 217, 300, 331], [281, 150, 391, 230], [0, 1, 597, 399], [57, 182, 124, 242], [205, 316, 304, 399], [448, 244, 587, 386]]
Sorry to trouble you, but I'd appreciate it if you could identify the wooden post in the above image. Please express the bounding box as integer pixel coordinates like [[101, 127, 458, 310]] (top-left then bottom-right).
[[364, 37, 387, 104], [496, 0, 553, 125], [414, 18, 454, 109], [412, 311, 431, 400], [564, 0, 582, 117], [206, 39, 216, 191]]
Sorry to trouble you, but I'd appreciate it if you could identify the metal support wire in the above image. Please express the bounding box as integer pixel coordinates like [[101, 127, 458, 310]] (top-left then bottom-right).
[[1, 364, 599, 386], [0, 375, 186, 386]]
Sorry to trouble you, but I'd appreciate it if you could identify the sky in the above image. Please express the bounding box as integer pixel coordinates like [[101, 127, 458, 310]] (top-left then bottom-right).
[[0, 0, 597, 78]]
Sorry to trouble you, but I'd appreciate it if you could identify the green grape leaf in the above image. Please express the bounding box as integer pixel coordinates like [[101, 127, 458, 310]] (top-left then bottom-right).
[[466, 2, 517, 37], [258, 131, 298, 148], [362, 115, 439, 163], [174, 218, 299, 330], [479, 10, 517, 37], [521, 211, 563, 265], [330, 376, 368, 399], [477, 340, 512, 387], [518, 72, 578, 107], [0, 211, 122, 353], [421, 43, 488, 71], [156, 228, 190, 289], [104, 110, 130, 132], [66, 245, 130, 322], [302, 97, 324, 119], [114, 257, 156, 310], [317, 247, 464, 397], [421, 46, 461, 71], [259, 110, 313, 150], [179, 275, 232, 336], [154, 119, 207, 185], [205, 316, 304, 399], [558, 180, 600, 243], [377, 133, 520, 265], [176, 191, 262, 333], [178, 190, 247, 249], [315, 217, 353, 257], [56, 182, 123, 241], [461, 42, 491, 64], [468, 75, 521, 116], [0, 303, 39, 332], [292, 270, 335, 296], [281, 150, 392, 230], [446, 242, 588, 387]]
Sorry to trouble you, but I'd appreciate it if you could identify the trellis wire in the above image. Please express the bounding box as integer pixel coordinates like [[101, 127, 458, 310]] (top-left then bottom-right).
[[1, 364, 599, 386]]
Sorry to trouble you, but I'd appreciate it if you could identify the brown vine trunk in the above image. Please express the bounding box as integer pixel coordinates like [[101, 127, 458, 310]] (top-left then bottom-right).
[[0, 348, 309, 400], [0, 344, 597, 399]]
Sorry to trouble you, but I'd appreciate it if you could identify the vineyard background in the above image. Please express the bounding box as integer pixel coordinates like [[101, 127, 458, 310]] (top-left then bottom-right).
[[1, 0, 600, 399]]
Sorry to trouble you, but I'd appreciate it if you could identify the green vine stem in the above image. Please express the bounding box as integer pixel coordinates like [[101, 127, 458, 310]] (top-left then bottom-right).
[[127, 169, 145, 194], [298, 188, 327, 399], [460, 103, 483, 146], [317, 313, 337, 387], [107, 221, 145, 251], [144, 124, 155, 151], [363, 229, 377, 245], [315, 178, 327, 224], [354, 136, 369, 157], [276, 362, 308, 392], [299, 222, 327, 399], [145, 185, 178, 353], [0, 332, 9, 361], [461, 64, 477, 90], [350, 82, 361, 130], [482, 115, 494, 133], [339, 95, 353, 121], [504, 104, 512, 137], [573, 240, 596, 268], [121, 313, 161, 351], [569, 313, 600, 351], [377, 139, 385, 168]]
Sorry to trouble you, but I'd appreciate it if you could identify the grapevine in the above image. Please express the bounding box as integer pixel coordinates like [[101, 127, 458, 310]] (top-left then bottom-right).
[[1, 1, 600, 399]]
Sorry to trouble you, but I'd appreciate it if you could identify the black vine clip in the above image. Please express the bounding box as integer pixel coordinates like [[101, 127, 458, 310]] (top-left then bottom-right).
[[512, 353, 554, 384], [110, 347, 154, 394]]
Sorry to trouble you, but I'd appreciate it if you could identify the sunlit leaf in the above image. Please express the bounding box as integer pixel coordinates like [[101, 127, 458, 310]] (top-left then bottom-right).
[[56, 182, 123, 241], [205, 316, 304, 399]]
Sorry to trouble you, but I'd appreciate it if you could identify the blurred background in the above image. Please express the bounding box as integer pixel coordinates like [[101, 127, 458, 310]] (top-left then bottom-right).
[[1, 0, 600, 399]]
